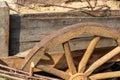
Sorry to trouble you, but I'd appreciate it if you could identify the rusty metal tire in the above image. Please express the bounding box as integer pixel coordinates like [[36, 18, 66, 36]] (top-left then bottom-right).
[[20, 22, 120, 80]]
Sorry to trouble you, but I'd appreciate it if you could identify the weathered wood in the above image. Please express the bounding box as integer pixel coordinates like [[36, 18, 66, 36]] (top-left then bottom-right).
[[89, 71, 120, 80], [78, 37, 100, 72], [2, 47, 120, 72], [20, 23, 120, 73], [18, 22, 120, 79], [37, 65, 70, 80], [10, 13, 120, 55], [21, 11, 120, 19], [14, 37, 117, 53], [63, 42, 77, 74], [85, 46, 120, 76], [0, 1, 9, 56], [29, 62, 34, 76]]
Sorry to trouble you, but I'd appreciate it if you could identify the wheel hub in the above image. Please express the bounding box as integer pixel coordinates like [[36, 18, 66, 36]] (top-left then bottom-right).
[[69, 73, 88, 80]]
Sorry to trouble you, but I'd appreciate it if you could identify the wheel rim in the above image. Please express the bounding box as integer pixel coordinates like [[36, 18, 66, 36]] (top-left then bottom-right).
[[20, 22, 120, 80]]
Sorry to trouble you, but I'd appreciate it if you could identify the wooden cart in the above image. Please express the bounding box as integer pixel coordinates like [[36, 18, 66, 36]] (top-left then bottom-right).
[[0, 1, 120, 80]]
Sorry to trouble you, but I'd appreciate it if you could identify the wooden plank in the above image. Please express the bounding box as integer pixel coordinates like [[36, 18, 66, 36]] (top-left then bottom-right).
[[18, 37, 116, 51], [21, 10, 120, 19], [0, 1, 9, 56], [11, 17, 120, 42], [10, 15, 120, 55], [10, 35, 117, 55]]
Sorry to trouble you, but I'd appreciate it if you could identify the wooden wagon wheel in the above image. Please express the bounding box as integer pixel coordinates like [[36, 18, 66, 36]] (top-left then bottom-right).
[[20, 22, 120, 80]]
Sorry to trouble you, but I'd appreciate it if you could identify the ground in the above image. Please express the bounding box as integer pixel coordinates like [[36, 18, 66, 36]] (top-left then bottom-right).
[[7, 0, 120, 14]]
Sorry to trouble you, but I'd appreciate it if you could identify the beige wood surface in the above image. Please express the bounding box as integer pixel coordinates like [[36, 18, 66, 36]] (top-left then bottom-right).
[[0, 1, 9, 56]]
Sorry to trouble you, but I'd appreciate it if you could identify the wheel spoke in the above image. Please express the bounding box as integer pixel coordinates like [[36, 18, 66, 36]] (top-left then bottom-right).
[[78, 37, 100, 72], [37, 65, 70, 80], [63, 42, 77, 75], [85, 46, 120, 76], [89, 71, 120, 79]]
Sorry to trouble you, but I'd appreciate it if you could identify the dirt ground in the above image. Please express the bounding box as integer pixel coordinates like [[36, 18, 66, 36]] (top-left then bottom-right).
[[8, 0, 120, 14]]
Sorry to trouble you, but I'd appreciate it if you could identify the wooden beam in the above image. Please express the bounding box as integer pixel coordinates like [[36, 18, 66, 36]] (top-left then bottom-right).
[[0, 1, 9, 56]]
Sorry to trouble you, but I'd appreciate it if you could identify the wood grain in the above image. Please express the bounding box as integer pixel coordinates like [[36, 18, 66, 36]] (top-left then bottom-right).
[[0, 1, 9, 56], [10, 15, 120, 55]]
